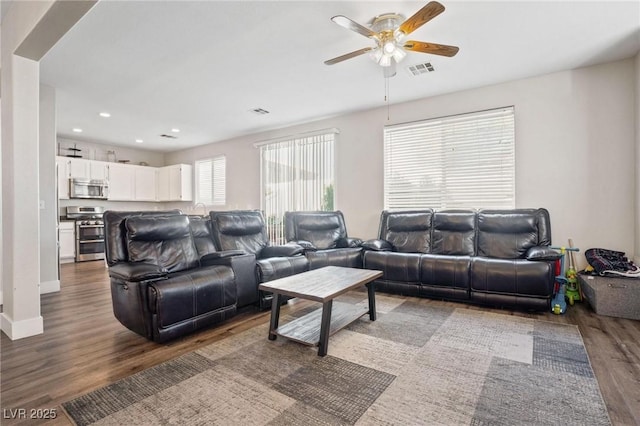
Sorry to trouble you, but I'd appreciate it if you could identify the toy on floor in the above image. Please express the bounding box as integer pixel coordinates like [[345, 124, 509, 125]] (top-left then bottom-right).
[[549, 244, 580, 314], [564, 239, 582, 305]]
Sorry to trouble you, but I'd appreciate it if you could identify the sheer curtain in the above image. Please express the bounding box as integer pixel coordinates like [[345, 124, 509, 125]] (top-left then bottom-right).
[[259, 131, 336, 244]]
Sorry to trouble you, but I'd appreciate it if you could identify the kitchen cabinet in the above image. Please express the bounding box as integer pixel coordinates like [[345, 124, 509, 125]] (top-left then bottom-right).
[[59, 221, 75, 263], [106, 162, 135, 200], [134, 166, 157, 201], [60, 157, 109, 180], [56, 157, 71, 199], [157, 164, 193, 201]]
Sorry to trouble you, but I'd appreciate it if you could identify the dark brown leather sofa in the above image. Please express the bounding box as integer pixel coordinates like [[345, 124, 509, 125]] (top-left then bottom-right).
[[362, 208, 559, 311]]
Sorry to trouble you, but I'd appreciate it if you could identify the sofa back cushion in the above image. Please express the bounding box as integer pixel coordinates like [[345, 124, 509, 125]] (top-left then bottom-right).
[[284, 211, 347, 250], [379, 210, 433, 253], [125, 215, 199, 272], [477, 209, 550, 258], [188, 215, 217, 256], [104, 210, 183, 266], [210, 210, 269, 255], [432, 210, 476, 255]]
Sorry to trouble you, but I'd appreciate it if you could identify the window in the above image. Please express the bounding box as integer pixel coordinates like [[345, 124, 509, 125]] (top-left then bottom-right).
[[384, 107, 515, 210], [258, 130, 336, 244], [195, 155, 226, 205]]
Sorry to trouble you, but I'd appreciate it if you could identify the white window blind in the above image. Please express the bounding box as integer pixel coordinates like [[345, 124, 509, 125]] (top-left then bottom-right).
[[259, 131, 335, 244], [195, 156, 226, 205], [384, 107, 515, 210]]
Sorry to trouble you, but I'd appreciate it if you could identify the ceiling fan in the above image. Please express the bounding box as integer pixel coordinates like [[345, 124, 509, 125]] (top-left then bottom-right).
[[324, 1, 459, 77]]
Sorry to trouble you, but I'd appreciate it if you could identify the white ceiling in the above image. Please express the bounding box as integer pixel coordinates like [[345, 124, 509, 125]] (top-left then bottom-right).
[[39, 1, 640, 152]]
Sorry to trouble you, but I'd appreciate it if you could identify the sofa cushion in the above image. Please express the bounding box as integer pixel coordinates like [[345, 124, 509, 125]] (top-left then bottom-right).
[[363, 251, 421, 282], [104, 209, 182, 265], [285, 211, 348, 250], [210, 211, 269, 255], [257, 256, 309, 283], [188, 215, 217, 257], [126, 215, 199, 272], [380, 210, 433, 253], [306, 247, 362, 269], [470, 257, 554, 297], [431, 210, 476, 255], [420, 254, 471, 289], [477, 210, 540, 259]]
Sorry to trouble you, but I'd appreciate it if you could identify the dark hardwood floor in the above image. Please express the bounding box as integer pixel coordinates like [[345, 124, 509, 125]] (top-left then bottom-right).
[[1, 261, 639, 425]]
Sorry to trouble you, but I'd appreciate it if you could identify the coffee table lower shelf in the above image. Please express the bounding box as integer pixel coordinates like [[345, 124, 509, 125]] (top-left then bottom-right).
[[274, 301, 368, 346]]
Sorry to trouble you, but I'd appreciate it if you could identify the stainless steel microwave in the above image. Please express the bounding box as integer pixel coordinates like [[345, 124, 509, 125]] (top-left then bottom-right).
[[69, 178, 109, 199]]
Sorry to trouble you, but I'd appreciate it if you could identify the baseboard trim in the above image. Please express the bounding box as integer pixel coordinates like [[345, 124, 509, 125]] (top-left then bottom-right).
[[1, 313, 44, 340], [40, 279, 60, 294]]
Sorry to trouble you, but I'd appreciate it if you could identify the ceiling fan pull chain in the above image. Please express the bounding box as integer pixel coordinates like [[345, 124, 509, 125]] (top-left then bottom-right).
[[385, 76, 390, 121]]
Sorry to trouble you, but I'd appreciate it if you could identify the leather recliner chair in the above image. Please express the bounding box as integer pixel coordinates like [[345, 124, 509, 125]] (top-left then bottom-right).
[[284, 210, 363, 269], [104, 211, 237, 343], [209, 210, 309, 307]]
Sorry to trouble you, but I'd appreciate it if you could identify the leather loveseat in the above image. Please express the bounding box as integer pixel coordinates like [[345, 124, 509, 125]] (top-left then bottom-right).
[[104, 211, 238, 343], [284, 210, 364, 269], [362, 209, 558, 311]]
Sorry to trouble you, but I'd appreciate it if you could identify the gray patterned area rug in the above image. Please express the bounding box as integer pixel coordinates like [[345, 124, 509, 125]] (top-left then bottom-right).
[[63, 293, 611, 425]]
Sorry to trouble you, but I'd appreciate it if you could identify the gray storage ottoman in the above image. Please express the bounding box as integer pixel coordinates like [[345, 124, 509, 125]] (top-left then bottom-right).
[[579, 274, 640, 320]]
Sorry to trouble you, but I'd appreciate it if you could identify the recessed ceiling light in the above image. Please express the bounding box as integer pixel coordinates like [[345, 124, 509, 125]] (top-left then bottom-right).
[[99, 112, 111, 118], [72, 128, 83, 133], [171, 128, 180, 133], [135, 139, 143, 143]]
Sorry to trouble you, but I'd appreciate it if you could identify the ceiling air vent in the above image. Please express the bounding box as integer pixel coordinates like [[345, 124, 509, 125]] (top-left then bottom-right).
[[406, 62, 435, 76], [250, 108, 270, 115], [160, 134, 178, 139]]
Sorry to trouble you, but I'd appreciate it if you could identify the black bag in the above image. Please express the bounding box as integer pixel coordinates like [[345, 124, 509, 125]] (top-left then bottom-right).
[[584, 248, 640, 278]]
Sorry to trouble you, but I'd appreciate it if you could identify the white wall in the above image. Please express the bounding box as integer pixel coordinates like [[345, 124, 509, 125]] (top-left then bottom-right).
[[39, 84, 59, 294], [57, 137, 165, 166], [166, 57, 637, 269], [635, 52, 640, 265]]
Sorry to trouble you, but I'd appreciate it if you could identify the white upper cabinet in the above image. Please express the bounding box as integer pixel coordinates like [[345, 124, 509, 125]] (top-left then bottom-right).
[[133, 166, 157, 201], [157, 164, 193, 202], [106, 162, 135, 201], [66, 157, 108, 180]]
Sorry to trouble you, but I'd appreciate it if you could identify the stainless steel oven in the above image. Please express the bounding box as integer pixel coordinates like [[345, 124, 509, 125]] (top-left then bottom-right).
[[75, 221, 105, 261], [66, 206, 105, 262]]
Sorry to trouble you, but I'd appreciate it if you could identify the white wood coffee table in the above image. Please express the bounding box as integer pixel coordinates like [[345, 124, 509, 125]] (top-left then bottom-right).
[[259, 266, 382, 356]]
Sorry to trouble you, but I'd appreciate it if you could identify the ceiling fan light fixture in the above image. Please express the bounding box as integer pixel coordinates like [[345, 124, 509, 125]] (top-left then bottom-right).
[[378, 53, 392, 67], [383, 40, 396, 54], [392, 47, 406, 62]]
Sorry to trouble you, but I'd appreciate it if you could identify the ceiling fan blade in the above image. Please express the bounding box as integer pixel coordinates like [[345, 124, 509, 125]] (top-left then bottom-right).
[[403, 40, 459, 57], [331, 15, 377, 38], [324, 47, 374, 65], [398, 1, 445, 36]]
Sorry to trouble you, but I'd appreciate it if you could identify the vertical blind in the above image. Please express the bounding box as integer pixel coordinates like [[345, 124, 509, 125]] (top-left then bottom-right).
[[195, 155, 226, 205], [384, 107, 515, 210], [259, 131, 335, 244]]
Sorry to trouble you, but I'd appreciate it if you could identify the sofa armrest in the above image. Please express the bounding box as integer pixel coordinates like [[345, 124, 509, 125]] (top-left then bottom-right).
[[336, 237, 364, 248], [361, 239, 394, 251], [526, 246, 562, 261], [109, 262, 168, 282], [291, 240, 317, 252], [261, 243, 304, 258], [200, 250, 246, 266]]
